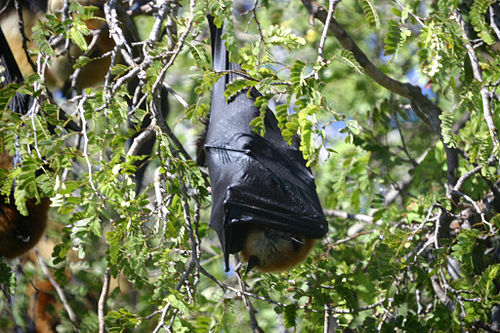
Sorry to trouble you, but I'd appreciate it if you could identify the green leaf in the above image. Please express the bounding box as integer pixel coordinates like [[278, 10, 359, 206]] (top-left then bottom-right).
[[475, 264, 500, 298], [470, 0, 496, 45], [111, 64, 129, 76], [283, 304, 297, 328], [384, 20, 411, 59], [265, 25, 306, 49], [439, 110, 456, 147], [360, 0, 380, 30], [0, 261, 15, 288], [188, 42, 210, 67], [167, 293, 190, 314], [290, 60, 305, 88], [224, 78, 257, 100], [69, 16, 90, 52], [13, 188, 28, 216], [391, 7, 402, 16], [339, 50, 364, 74]]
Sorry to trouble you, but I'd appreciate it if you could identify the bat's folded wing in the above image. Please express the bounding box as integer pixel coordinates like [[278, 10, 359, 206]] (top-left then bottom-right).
[[205, 132, 328, 260]]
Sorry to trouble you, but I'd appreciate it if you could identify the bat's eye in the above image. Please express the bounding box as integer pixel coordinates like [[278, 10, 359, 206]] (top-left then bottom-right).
[[15, 227, 31, 243]]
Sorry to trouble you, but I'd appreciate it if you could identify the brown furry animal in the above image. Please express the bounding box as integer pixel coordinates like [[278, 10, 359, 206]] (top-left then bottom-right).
[[0, 152, 50, 258]]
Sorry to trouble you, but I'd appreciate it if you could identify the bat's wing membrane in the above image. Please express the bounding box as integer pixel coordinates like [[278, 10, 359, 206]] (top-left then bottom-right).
[[206, 131, 328, 262], [0, 27, 33, 115]]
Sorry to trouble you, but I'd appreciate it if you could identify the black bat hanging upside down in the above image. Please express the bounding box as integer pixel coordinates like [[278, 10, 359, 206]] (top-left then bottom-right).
[[198, 16, 328, 273]]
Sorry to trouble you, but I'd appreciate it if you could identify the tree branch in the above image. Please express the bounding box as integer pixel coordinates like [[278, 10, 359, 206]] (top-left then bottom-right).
[[98, 268, 110, 333], [234, 265, 265, 333], [324, 209, 373, 223], [453, 9, 500, 149], [300, 0, 460, 188], [36, 249, 79, 331]]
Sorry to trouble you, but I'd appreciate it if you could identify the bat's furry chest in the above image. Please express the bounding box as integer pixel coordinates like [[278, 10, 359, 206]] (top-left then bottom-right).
[[241, 225, 316, 272]]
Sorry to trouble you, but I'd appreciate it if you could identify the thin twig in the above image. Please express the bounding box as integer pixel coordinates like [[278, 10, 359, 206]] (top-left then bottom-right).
[[98, 268, 111, 333], [36, 248, 79, 331], [430, 272, 455, 312], [323, 304, 332, 333], [329, 231, 372, 246], [241, 0, 265, 44], [384, 149, 430, 206], [453, 10, 500, 149], [104, 0, 135, 66], [377, 297, 394, 332], [301, 0, 460, 188], [234, 265, 265, 333], [392, 0, 426, 27], [77, 93, 99, 195], [323, 209, 373, 223], [392, 100, 417, 167], [317, 0, 340, 64], [305, 0, 341, 80], [162, 82, 189, 109], [149, 0, 169, 42], [126, 120, 156, 157], [454, 165, 482, 192], [451, 189, 494, 233], [489, 6, 500, 40], [153, 167, 170, 235], [152, 261, 196, 333]]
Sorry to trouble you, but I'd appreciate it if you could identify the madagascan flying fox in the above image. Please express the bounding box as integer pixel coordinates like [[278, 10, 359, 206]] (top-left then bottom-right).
[[0, 25, 50, 259], [0, 0, 117, 94], [1, 0, 167, 192], [200, 16, 328, 273]]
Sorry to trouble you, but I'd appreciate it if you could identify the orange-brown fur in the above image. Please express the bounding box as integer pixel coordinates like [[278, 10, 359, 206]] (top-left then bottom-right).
[[0, 195, 50, 258], [0, 152, 50, 258], [241, 225, 316, 272], [0, 0, 116, 93], [26, 279, 59, 333], [0, 5, 39, 78], [48, 0, 117, 91]]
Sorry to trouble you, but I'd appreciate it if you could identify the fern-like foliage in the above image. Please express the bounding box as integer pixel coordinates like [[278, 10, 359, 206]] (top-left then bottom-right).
[[478, 137, 495, 179], [297, 104, 318, 163], [250, 96, 269, 136], [384, 19, 411, 60], [439, 110, 457, 148], [290, 59, 306, 95], [475, 264, 500, 298], [359, 0, 380, 30], [223, 78, 257, 100], [264, 25, 306, 49], [339, 50, 364, 74], [418, 22, 445, 77], [187, 42, 210, 69], [436, 0, 458, 17], [470, 0, 496, 45], [68, 1, 101, 52]]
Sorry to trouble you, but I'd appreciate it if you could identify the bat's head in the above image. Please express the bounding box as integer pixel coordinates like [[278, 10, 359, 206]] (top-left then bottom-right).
[[0, 197, 50, 258], [240, 225, 316, 273]]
